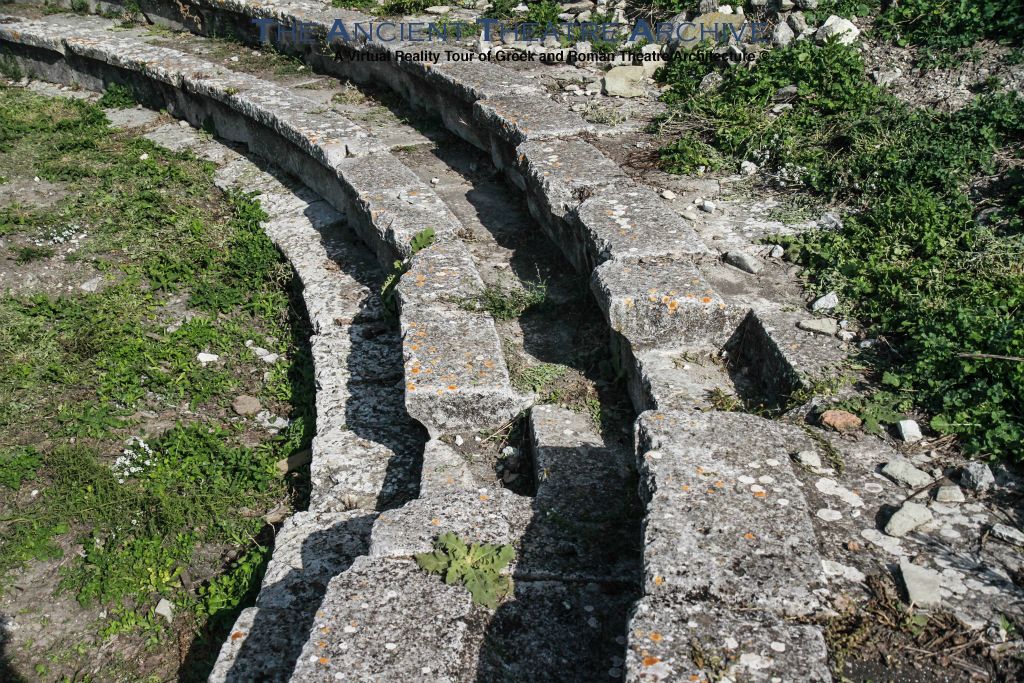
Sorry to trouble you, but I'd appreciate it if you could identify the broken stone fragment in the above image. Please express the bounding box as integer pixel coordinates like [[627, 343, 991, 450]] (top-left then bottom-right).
[[602, 65, 645, 97], [960, 461, 995, 491], [934, 485, 965, 503], [899, 560, 942, 608], [881, 458, 932, 489], [231, 394, 262, 416], [897, 419, 923, 443], [810, 291, 838, 311], [815, 15, 860, 45], [797, 318, 838, 336], [990, 523, 1024, 548], [819, 409, 861, 433], [885, 502, 933, 537], [724, 250, 763, 274]]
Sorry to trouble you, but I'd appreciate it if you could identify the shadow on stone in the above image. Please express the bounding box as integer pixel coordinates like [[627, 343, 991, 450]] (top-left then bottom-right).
[[213, 512, 376, 682]]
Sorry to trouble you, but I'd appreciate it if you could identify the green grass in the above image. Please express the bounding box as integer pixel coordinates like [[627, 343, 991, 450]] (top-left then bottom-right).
[[462, 281, 548, 321], [12, 244, 55, 263], [97, 83, 137, 109], [657, 40, 1024, 459], [874, 0, 1024, 68], [0, 87, 313, 678], [512, 362, 568, 395]]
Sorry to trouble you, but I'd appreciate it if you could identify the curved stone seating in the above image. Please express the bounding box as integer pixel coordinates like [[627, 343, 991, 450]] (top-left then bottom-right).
[[0, 7, 846, 680]]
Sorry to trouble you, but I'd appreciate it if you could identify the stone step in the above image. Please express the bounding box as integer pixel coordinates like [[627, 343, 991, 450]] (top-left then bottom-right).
[[624, 346, 738, 413], [526, 405, 641, 582], [626, 596, 833, 683], [209, 511, 375, 682], [400, 306, 530, 435], [592, 257, 745, 351], [634, 410, 826, 618]]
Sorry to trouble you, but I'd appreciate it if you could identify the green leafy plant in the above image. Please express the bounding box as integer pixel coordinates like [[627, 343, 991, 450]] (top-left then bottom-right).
[[0, 446, 41, 489], [656, 39, 1024, 460], [415, 532, 515, 608], [381, 226, 436, 316], [97, 83, 137, 109]]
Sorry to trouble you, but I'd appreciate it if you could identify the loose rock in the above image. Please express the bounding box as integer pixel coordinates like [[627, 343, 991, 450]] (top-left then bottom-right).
[[196, 352, 219, 364], [155, 598, 174, 624], [232, 395, 262, 417], [934, 485, 965, 503], [602, 66, 646, 97], [811, 291, 838, 311], [820, 409, 861, 433], [815, 15, 860, 45], [961, 461, 995, 491], [885, 502, 933, 537], [897, 419, 923, 443], [797, 318, 838, 336], [899, 560, 942, 608], [881, 458, 932, 489], [990, 523, 1024, 548], [724, 250, 763, 274]]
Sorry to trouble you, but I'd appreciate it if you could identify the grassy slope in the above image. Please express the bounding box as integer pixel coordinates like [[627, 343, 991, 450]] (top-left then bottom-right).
[[656, 21, 1023, 458], [0, 87, 313, 680]]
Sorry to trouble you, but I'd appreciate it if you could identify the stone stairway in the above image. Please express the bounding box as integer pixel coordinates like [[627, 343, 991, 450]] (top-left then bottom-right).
[[0, 6, 862, 680]]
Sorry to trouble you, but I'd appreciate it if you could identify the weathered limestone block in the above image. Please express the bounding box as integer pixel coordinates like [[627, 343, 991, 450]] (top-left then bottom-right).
[[516, 138, 630, 222], [575, 186, 710, 264], [592, 258, 743, 350], [728, 304, 848, 404], [626, 346, 735, 412], [369, 488, 532, 559], [289, 556, 484, 682], [401, 307, 530, 434], [310, 324, 404, 385], [310, 425, 424, 511], [418, 438, 479, 495], [256, 511, 375, 612], [336, 154, 462, 263], [626, 597, 833, 682], [474, 95, 595, 145], [635, 410, 825, 616], [208, 606, 309, 683], [396, 240, 484, 309]]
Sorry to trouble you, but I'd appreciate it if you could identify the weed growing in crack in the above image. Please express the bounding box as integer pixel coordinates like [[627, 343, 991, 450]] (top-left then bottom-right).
[[381, 226, 436, 318], [462, 281, 548, 321], [415, 532, 514, 609]]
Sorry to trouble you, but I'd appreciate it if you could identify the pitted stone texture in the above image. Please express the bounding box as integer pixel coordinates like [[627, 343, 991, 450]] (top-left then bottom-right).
[[257, 511, 374, 612], [419, 438, 480, 495], [576, 186, 710, 264], [516, 138, 630, 221], [290, 556, 483, 682], [593, 258, 742, 350], [427, 56, 545, 100], [369, 488, 532, 559], [311, 324, 403, 385], [627, 347, 735, 412], [397, 241, 484, 308], [474, 95, 595, 145], [524, 405, 641, 581], [636, 410, 825, 616], [311, 425, 423, 512], [214, 160, 343, 231], [402, 307, 530, 433], [337, 154, 462, 262], [626, 597, 833, 682], [208, 606, 308, 683]]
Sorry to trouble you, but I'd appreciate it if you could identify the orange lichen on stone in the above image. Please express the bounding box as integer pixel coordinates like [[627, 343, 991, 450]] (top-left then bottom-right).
[[744, 532, 756, 540], [318, 657, 330, 666], [431, 517, 440, 526], [653, 575, 664, 585], [649, 632, 663, 642], [753, 491, 767, 498], [642, 656, 661, 667], [231, 631, 245, 641]]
